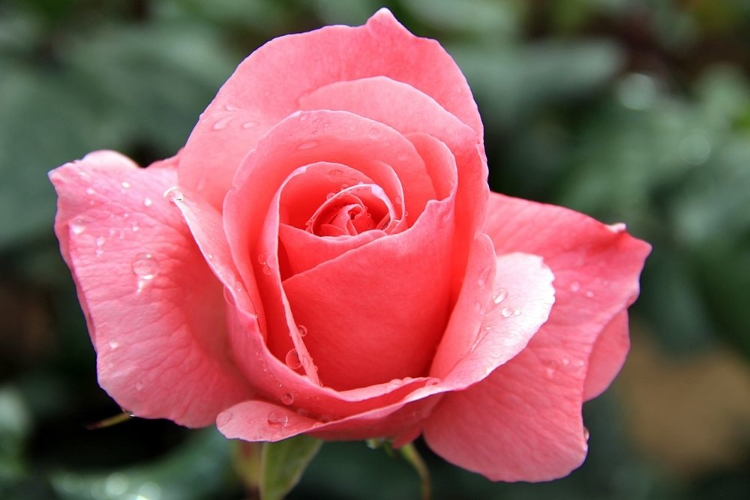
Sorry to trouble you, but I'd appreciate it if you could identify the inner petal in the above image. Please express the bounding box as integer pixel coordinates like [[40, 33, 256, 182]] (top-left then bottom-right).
[[309, 184, 393, 237]]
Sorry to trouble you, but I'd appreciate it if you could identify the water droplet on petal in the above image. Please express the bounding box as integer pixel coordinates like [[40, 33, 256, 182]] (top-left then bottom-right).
[[241, 121, 257, 129], [296, 408, 310, 418], [493, 288, 507, 304], [262, 264, 272, 276], [121, 181, 131, 189], [585, 290, 595, 298], [368, 128, 381, 139], [285, 349, 302, 370], [513, 307, 522, 316], [163, 187, 183, 204], [501, 307, 513, 318], [135, 382, 144, 391], [143, 197, 153, 207], [326, 168, 343, 181], [281, 393, 294, 405], [217, 412, 233, 426], [70, 218, 87, 235], [297, 324, 308, 337], [570, 281, 581, 293], [86, 187, 95, 195], [394, 195, 403, 206], [296, 141, 318, 150], [267, 410, 288, 428], [132, 253, 159, 280], [583, 427, 590, 442], [257, 254, 266, 265], [109, 340, 119, 349], [212, 116, 233, 130], [607, 222, 626, 233]]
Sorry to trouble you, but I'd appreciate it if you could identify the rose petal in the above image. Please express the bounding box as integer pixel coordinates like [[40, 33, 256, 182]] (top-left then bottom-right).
[[49, 152, 252, 427], [422, 193, 650, 481], [583, 310, 630, 400], [438, 252, 556, 387], [283, 196, 455, 390], [179, 9, 481, 208]]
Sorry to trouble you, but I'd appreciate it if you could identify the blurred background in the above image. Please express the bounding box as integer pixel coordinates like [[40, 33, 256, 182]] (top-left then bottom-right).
[[1, 0, 749, 498]]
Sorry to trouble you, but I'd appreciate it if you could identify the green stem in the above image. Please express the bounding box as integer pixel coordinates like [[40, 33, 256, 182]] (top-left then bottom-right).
[[400, 443, 432, 500]]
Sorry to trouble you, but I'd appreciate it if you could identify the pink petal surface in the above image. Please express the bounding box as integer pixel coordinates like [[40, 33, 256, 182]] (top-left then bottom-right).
[[438, 252, 556, 387], [283, 196, 455, 390], [583, 310, 630, 400], [49, 152, 252, 427], [179, 9, 481, 207], [298, 76, 488, 297], [423, 193, 650, 481], [225, 111, 431, 367]]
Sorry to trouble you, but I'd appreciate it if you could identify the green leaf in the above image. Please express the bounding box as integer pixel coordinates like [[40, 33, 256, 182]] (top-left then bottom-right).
[[259, 436, 323, 500]]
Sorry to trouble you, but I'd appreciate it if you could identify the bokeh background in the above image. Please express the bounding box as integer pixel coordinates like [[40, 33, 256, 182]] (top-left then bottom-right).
[[2, 0, 750, 499]]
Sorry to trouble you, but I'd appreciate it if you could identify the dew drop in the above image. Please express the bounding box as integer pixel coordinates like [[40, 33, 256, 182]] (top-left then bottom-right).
[[121, 181, 131, 189], [367, 127, 381, 139], [212, 116, 233, 130], [326, 168, 343, 181], [394, 195, 403, 206], [241, 121, 257, 129], [163, 186, 183, 203], [285, 349, 302, 370], [281, 393, 294, 405], [86, 187, 95, 195], [583, 427, 590, 442], [267, 410, 289, 428], [296, 408, 310, 418], [570, 281, 581, 293], [96, 236, 105, 247], [109, 340, 119, 349], [296, 140, 318, 150], [132, 253, 159, 280], [477, 266, 492, 287], [143, 197, 153, 207], [262, 264, 272, 276], [501, 307, 513, 318], [257, 253, 267, 265], [513, 307, 522, 316], [297, 324, 308, 337], [326, 192, 335, 200], [217, 411, 233, 426], [493, 288, 507, 304], [135, 382, 144, 391], [607, 222, 626, 233], [70, 218, 87, 235], [298, 113, 309, 122]]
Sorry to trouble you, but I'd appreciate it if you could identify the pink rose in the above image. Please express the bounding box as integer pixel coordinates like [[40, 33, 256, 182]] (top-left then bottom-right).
[[50, 10, 649, 481]]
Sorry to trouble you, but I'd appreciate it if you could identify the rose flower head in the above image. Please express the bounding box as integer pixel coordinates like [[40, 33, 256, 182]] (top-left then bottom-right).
[[49, 9, 650, 481]]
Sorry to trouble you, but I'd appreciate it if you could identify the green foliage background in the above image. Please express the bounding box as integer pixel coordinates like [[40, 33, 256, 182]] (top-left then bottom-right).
[[1, 0, 749, 498]]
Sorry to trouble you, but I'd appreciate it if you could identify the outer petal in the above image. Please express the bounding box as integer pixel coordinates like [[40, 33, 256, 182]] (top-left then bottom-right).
[[423, 193, 650, 481], [49, 152, 252, 427], [583, 310, 630, 400], [178, 9, 481, 207]]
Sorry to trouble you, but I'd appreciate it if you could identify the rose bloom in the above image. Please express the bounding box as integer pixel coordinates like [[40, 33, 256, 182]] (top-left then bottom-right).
[[50, 10, 649, 481]]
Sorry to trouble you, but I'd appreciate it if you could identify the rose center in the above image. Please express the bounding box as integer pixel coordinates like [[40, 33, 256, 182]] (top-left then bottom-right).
[[307, 185, 391, 237]]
